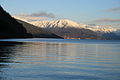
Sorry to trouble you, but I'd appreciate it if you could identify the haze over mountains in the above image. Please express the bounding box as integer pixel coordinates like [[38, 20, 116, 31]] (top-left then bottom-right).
[[14, 16, 120, 40]]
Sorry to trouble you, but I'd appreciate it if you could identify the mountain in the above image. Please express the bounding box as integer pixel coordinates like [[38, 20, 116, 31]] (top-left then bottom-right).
[[13, 16, 120, 40], [29, 19, 119, 40], [30, 19, 117, 33], [30, 19, 100, 39], [0, 6, 32, 38], [30, 19, 81, 28], [85, 25, 120, 40], [16, 19, 62, 38], [85, 24, 117, 33]]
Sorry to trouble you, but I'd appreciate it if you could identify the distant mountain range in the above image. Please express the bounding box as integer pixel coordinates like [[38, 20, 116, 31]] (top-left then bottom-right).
[[14, 16, 120, 40]]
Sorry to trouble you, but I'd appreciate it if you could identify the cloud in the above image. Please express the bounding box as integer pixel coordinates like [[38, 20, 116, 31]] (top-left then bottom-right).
[[105, 7, 120, 12], [16, 11, 56, 18], [15, 13, 29, 17], [93, 18, 120, 23], [30, 12, 56, 18], [13, 11, 56, 22]]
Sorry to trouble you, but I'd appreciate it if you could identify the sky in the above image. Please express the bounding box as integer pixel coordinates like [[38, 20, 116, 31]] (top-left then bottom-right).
[[0, 0, 120, 28]]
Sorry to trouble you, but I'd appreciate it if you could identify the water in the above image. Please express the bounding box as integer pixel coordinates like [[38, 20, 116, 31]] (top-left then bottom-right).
[[0, 38, 120, 80]]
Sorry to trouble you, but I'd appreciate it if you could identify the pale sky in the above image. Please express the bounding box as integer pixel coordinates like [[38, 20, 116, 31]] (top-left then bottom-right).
[[0, 0, 120, 28]]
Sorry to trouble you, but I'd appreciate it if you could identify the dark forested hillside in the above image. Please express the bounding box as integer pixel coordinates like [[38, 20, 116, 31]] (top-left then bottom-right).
[[0, 5, 32, 38]]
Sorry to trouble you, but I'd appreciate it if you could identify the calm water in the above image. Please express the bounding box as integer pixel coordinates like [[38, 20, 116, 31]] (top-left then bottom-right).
[[0, 38, 120, 80]]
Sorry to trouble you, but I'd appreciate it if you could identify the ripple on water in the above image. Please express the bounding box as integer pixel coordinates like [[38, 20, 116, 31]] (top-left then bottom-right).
[[0, 39, 120, 80]]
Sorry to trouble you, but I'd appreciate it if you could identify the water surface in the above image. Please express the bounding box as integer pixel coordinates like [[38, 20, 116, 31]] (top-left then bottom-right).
[[0, 38, 120, 80]]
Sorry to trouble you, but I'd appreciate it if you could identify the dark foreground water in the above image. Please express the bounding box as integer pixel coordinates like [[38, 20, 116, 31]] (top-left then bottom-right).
[[0, 38, 120, 80]]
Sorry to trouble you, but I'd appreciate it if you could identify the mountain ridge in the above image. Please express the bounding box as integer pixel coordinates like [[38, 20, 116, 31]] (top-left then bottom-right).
[[14, 16, 120, 40], [16, 19, 62, 38], [14, 16, 118, 33], [29, 19, 118, 33]]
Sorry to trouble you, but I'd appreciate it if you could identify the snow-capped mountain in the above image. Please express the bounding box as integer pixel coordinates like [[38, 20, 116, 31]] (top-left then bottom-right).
[[29, 19, 101, 39], [85, 24, 117, 33], [14, 16, 117, 33], [15, 19, 62, 38], [30, 19, 82, 28], [13, 16, 120, 39], [30, 19, 117, 34]]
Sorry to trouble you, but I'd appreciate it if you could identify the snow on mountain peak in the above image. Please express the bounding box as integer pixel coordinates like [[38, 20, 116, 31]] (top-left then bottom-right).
[[13, 16, 118, 33], [49, 19, 80, 27], [30, 19, 81, 28], [30, 19, 117, 33], [85, 25, 117, 33]]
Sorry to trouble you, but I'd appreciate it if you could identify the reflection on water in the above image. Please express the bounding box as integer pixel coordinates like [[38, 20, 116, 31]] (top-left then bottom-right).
[[0, 40, 120, 80]]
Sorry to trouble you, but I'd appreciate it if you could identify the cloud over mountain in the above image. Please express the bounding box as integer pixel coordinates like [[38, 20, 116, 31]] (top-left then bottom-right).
[[30, 12, 56, 18], [15, 11, 56, 18], [13, 11, 56, 22]]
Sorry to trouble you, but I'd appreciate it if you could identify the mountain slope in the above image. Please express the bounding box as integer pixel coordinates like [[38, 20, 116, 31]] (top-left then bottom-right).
[[30, 19, 100, 39], [0, 6, 32, 38], [29, 19, 120, 40], [14, 16, 120, 40], [16, 19, 62, 38], [30, 19, 82, 28], [30, 19, 117, 33]]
